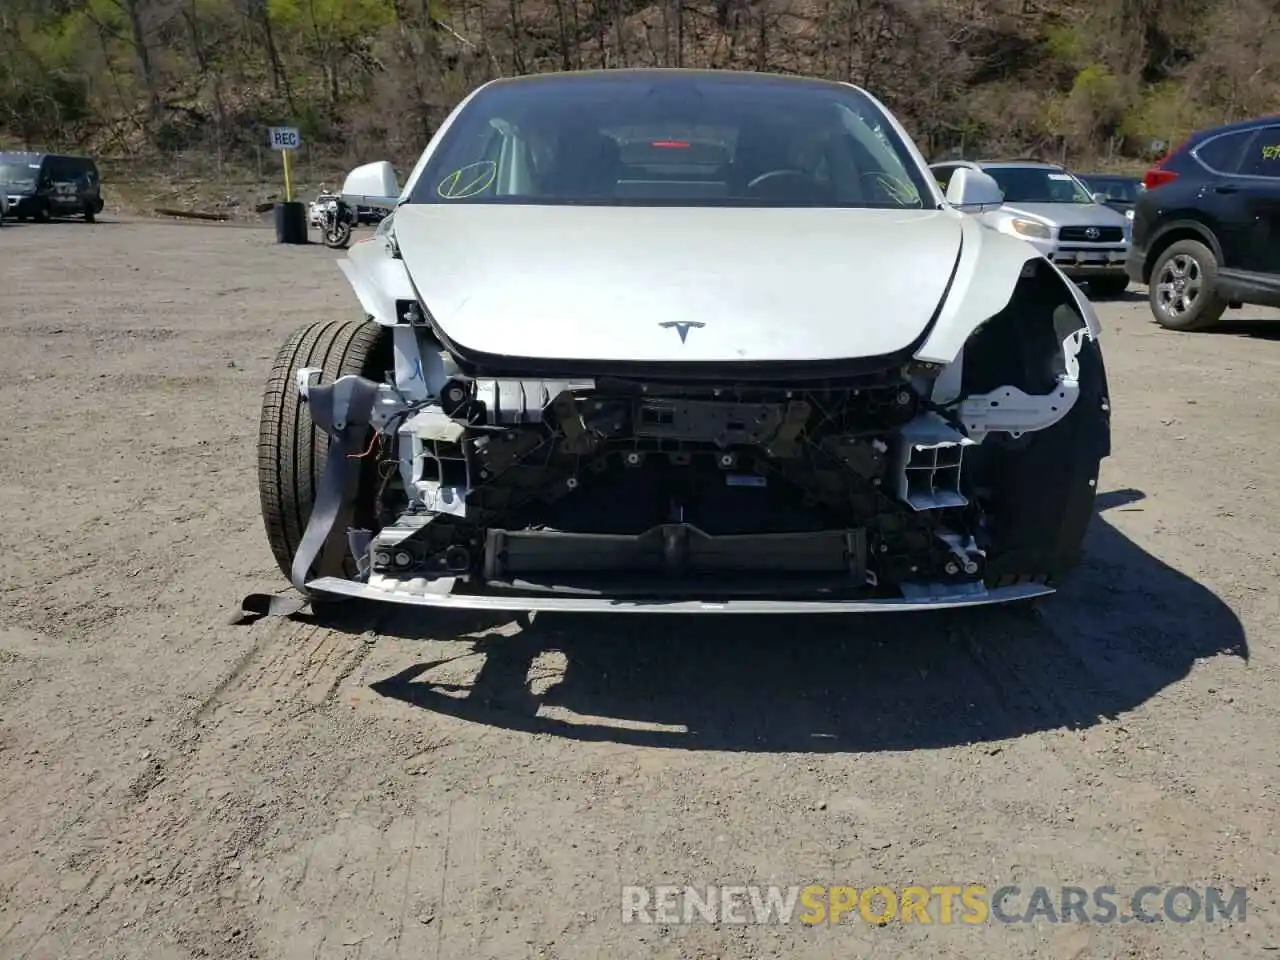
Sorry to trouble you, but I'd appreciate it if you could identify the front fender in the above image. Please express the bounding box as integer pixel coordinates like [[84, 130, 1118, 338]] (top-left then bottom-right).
[[1044, 260, 1102, 340], [914, 217, 1098, 365], [338, 233, 417, 326]]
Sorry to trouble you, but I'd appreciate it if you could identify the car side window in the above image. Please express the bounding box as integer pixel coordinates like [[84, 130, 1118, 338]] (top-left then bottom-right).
[[932, 164, 957, 190], [1237, 127, 1280, 179], [1194, 131, 1253, 174]]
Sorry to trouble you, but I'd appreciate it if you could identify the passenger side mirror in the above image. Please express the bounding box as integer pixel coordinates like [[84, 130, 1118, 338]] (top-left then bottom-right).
[[945, 168, 1004, 213], [1092, 192, 1108, 205], [341, 161, 400, 209]]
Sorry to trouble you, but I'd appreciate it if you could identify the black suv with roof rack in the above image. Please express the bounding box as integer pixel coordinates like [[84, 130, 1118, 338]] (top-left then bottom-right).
[[1125, 116, 1280, 330], [0, 152, 104, 223]]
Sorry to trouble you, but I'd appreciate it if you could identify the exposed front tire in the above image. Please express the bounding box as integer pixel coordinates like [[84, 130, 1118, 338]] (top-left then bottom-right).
[[33, 202, 51, 223], [84, 203, 96, 223], [1087, 276, 1129, 299], [1148, 239, 1227, 331], [980, 322, 1112, 589], [258, 319, 391, 584]]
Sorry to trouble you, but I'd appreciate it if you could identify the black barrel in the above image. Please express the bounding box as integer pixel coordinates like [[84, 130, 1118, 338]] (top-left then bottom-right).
[[274, 201, 308, 244]]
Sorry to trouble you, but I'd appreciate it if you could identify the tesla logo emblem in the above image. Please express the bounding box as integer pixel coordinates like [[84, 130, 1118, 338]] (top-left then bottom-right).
[[659, 320, 705, 343], [1085, 227, 1100, 240]]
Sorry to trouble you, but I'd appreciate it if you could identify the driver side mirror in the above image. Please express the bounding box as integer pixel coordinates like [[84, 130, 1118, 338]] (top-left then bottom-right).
[[945, 168, 1004, 213], [1092, 192, 1108, 205], [341, 161, 400, 209]]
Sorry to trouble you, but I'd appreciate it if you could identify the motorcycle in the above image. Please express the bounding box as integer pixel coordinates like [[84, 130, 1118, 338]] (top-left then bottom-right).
[[310, 188, 355, 248]]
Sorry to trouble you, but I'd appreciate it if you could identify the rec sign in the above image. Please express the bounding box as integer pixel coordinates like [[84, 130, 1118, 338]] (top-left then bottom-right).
[[268, 126, 301, 150]]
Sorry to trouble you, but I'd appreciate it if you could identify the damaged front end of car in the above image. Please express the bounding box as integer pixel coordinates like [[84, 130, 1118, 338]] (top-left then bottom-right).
[[288, 258, 1110, 614]]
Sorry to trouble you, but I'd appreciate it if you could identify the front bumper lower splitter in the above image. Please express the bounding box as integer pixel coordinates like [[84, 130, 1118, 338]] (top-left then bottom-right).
[[303, 575, 1053, 613]]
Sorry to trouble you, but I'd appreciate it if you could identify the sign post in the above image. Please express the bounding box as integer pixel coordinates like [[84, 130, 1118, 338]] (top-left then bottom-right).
[[268, 126, 306, 244], [268, 126, 301, 201]]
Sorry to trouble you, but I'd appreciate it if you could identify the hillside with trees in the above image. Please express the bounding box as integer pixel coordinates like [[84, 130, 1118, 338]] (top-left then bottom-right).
[[2, 0, 1278, 175]]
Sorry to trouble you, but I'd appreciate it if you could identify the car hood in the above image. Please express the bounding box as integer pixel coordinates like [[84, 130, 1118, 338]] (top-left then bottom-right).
[[1001, 202, 1130, 229], [392, 204, 964, 365]]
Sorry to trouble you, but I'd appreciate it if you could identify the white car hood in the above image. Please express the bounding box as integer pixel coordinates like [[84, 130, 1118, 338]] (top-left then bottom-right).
[[393, 204, 963, 364]]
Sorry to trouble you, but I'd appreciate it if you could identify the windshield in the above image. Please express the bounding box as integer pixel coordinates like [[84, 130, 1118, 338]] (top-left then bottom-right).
[[0, 161, 39, 190], [409, 72, 931, 209], [984, 166, 1094, 204]]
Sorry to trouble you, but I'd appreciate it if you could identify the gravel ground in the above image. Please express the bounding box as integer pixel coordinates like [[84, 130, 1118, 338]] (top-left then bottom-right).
[[2, 216, 1280, 960]]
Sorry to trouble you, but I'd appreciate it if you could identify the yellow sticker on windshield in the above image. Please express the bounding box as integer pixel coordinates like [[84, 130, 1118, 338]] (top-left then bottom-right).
[[437, 160, 498, 199], [867, 172, 919, 205], [1262, 144, 1280, 161]]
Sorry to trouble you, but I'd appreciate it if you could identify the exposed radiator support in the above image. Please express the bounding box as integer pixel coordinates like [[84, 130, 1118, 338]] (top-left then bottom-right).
[[892, 412, 975, 511]]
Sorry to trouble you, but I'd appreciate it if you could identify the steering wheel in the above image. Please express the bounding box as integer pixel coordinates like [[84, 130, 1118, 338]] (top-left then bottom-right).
[[746, 169, 813, 191]]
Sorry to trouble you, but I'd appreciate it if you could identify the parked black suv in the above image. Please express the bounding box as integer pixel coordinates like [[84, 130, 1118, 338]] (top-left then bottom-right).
[[0, 152, 104, 223], [1126, 117, 1280, 330]]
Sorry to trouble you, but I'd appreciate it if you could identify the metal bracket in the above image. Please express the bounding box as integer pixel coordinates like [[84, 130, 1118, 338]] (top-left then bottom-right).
[[956, 328, 1086, 442], [303, 373, 383, 433], [280, 371, 383, 595], [300, 371, 410, 435]]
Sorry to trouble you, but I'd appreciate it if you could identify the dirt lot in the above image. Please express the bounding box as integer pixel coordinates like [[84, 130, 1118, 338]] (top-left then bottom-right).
[[2, 216, 1280, 960]]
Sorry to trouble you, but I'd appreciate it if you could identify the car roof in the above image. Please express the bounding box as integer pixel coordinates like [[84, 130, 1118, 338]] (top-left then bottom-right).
[[0, 151, 95, 164], [929, 159, 1066, 170], [975, 161, 1065, 170], [1189, 114, 1280, 141], [483, 67, 865, 97]]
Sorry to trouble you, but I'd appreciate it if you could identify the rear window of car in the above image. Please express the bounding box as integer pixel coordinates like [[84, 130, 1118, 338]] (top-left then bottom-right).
[[409, 73, 933, 209], [1237, 126, 1280, 178], [1193, 131, 1254, 174], [1082, 177, 1140, 202], [0, 159, 40, 188], [982, 166, 1093, 203]]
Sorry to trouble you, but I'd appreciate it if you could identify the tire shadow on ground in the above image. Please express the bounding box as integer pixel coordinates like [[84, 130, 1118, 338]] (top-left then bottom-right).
[[322, 487, 1246, 754], [1206, 319, 1280, 341], [1084, 288, 1146, 305]]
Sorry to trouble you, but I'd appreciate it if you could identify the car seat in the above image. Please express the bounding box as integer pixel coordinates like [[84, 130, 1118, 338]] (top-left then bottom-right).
[[546, 129, 622, 199]]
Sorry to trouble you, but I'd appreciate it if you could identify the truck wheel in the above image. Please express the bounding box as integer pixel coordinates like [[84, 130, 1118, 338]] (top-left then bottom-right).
[[1149, 239, 1227, 331], [258, 319, 391, 584], [84, 203, 96, 223]]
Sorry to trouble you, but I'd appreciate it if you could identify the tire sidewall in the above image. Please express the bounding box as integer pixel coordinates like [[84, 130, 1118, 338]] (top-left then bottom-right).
[[258, 320, 391, 583]]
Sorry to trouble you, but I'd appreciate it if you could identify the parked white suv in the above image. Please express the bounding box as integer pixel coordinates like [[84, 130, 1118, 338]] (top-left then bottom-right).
[[931, 159, 1132, 298]]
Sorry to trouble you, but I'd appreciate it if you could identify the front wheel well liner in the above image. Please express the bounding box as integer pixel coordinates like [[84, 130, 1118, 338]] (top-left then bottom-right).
[[960, 262, 1088, 399]]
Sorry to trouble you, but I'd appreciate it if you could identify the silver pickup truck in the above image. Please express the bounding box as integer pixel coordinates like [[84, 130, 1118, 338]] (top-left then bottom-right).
[[930, 158, 1132, 298]]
